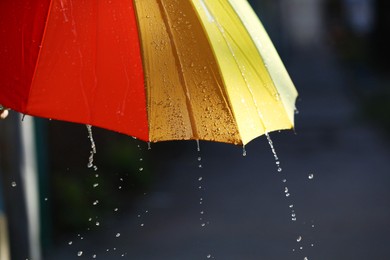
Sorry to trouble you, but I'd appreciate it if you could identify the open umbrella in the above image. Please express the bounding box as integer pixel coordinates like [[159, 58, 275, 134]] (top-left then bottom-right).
[[0, 0, 297, 145]]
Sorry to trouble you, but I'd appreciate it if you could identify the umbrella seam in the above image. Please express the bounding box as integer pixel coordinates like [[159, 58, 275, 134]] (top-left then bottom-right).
[[188, 0, 243, 145], [26, 0, 54, 115], [132, 0, 152, 142], [157, 1, 198, 140]]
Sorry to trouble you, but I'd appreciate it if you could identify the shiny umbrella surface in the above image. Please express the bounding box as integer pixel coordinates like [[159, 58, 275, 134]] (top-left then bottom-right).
[[0, 0, 297, 145]]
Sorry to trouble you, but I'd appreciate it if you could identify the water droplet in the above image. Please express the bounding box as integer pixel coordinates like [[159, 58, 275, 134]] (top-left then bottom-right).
[[304, 257, 308, 260], [92, 254, 97, 258], [93, 183, 99, 188], [95, 221, 100, 226], [198, 177, 203, 181], [86, 125, 97, 169], [207, 254, 211, 259], [308, 174, 314, 180], [116, 233, 121, 237], [297, 236, 302, 242], [284, 187, 289, 193], [77, 251, 83, 256], [285, 193, 290, 197], [140, 223, 144, 227], [139, 167, 144, 172], [196, 140, 201, 152], [282, 179, 287, 183], [242, 146, 247, 156], [201, 223, 206, 227], [68, 241, 73, 245], [289, 204, 294, 208], [114, 208, 118, 212], [93, 200, 99, 206], [44, 197, 48, 201], [11, 181, 16, 187]]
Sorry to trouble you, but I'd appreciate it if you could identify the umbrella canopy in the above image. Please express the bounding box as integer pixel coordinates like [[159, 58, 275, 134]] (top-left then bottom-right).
[[0, 0, 297, 145]]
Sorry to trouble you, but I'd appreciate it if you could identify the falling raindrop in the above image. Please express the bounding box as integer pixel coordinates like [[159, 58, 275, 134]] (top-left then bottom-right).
[[93, 183, 99, 188], [265, 133, 282, 172], [297, 236, 302, 242], [304, 257, 308, 260], [116, 233, 121, 238], [92, 200, 99, 206], [139, 167, 144, 172], [11, 181, 16, 187], [95, 221, 100, 226], [92, 254, 97, 259], [308, 173, 314, 180], [77, 251, 83, 257], [242, 146, 247, 157], [196, 140, 201, 152], [86, 125, 97, 169], [68, 241, 73, 245]]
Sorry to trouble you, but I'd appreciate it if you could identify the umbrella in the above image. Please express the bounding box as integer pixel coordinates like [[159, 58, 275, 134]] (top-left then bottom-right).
[[0, 0, 297, 145]]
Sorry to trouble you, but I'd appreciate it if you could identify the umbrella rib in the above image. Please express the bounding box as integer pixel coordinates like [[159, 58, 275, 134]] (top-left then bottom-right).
[[157, 1, 198, 140]]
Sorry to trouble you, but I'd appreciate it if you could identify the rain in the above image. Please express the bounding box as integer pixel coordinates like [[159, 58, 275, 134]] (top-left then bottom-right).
[[1, 0, 390, 260]]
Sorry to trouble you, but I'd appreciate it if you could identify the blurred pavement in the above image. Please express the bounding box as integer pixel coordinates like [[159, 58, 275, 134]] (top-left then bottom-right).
[[46, 42, 390, 259]]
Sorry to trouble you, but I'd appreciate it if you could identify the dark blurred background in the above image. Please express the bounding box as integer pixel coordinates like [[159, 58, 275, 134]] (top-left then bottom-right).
[[1, 0, 390, 259]]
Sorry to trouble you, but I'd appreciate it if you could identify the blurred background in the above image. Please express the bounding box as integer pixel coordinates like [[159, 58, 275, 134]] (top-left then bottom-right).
[[1, 0, 390, 259]]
